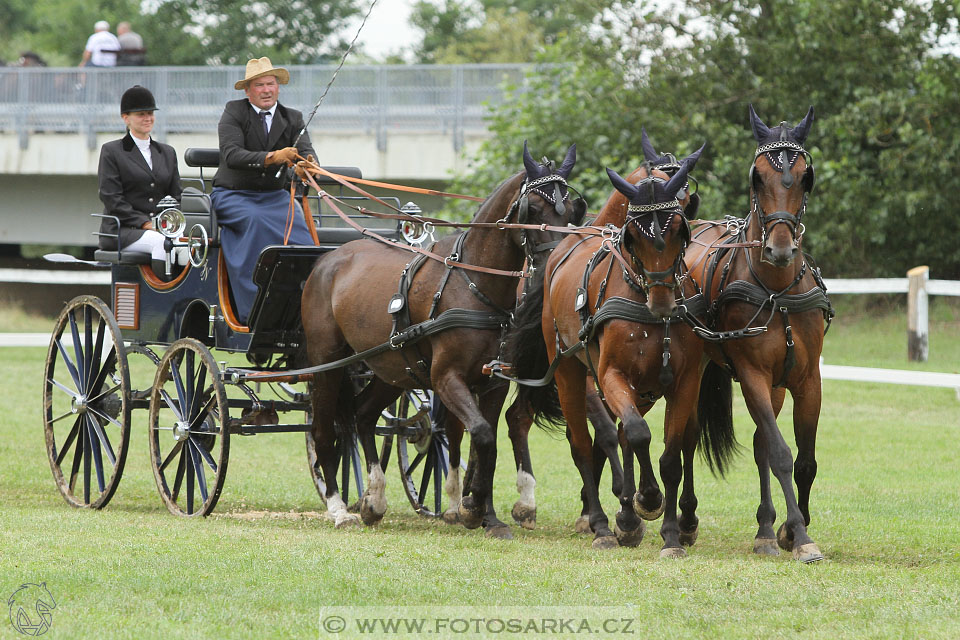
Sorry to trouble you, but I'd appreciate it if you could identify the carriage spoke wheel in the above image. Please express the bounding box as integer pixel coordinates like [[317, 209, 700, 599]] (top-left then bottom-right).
[[43, 296, 131, 509], [396, 390, 464, 518], [148, 338, 229, 517]]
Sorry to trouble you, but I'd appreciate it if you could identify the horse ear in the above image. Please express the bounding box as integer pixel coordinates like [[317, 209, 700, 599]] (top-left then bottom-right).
[[605, 167, 639, 201], [792, 106, 815, 144], [748, 104, 772, 142], [641, 127, 659, 162], [664, 143, 705, 200], [522, 140, 540, 178], [557, 143, 577, 178]]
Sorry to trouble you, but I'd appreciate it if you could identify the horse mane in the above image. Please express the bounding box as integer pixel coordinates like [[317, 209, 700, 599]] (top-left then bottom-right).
[[467, 171, 525, 223]]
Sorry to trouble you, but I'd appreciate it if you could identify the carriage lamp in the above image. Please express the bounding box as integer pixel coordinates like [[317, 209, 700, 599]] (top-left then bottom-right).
[[400, 202, 430, 246], [155, 205, 187, 239]]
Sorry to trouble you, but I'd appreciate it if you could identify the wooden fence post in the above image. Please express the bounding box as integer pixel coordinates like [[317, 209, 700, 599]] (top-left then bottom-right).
[[907, 265, 929, 362]]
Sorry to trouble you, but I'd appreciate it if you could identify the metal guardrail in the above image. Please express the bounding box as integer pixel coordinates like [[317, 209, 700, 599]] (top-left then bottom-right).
[[0, 64, 534, 151]]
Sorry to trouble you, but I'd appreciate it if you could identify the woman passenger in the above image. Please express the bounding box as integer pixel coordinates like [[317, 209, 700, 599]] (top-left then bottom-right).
[[97, 85, 183, 276]]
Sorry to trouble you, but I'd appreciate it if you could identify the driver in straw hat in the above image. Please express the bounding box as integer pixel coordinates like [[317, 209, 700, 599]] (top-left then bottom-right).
[[210, 56, 317, 325]]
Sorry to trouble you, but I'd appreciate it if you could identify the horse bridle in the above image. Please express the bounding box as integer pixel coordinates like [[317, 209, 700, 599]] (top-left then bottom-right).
[[749, 129, 816, 247], [617, 167, 691, 292], [500, 171, 586, 267]]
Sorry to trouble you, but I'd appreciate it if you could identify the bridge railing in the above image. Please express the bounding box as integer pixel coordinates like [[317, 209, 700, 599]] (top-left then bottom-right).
[[0, 64, 534, 151]]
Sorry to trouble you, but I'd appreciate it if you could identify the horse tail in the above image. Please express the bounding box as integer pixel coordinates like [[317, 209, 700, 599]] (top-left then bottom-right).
[[503, 276, 564, 432], [697, 360, 740, 476], [334, 373, 358, 440]]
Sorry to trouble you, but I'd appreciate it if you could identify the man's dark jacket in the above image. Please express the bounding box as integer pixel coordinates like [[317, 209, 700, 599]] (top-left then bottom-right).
[[97, 133, 182, 250], [213, 99, 315, 191]]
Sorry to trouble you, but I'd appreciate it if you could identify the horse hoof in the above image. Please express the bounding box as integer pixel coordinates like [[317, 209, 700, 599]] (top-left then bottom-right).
[[485, 524, 514, 540], [360, 499, 385, 526], [614, 521, 645, 547], [511, 503, 536, 530], [777, 523, 794, 552], [591, 535, 619, 550], [753, 537, 780, 556], [573, 515, 593, 534], [632, 493, 665, 521], [334, 513, 361, 529], [441, 508, 460, 525], [679, 526, 699, 547], [659, 546, 687, 559], [458, 499, 484, 530], [794, 543, 824, 564]]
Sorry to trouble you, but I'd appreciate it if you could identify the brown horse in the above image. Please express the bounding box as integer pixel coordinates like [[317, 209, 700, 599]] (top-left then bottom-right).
[[503, 130, 703, 533], [509, 144, 736, 553], [301, 143, 584, 533], [684, 105, 832, 562]]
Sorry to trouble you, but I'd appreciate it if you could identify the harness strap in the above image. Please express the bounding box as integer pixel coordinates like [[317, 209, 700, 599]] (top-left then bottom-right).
[[241, 307, 508, 383]]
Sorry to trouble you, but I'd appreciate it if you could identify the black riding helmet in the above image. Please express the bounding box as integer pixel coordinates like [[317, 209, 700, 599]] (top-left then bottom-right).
[[120, 85, 158, 114]]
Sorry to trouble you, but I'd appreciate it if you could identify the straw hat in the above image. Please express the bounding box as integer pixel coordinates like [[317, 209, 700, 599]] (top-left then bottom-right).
[[235, 57, 290, 90]]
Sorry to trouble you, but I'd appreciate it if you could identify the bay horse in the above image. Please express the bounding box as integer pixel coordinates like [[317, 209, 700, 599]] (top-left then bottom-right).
[[509, 144, 737, 553], [301, 143, 584, 535], [503, 130, 703, 533], [684, 105, 832, 563]]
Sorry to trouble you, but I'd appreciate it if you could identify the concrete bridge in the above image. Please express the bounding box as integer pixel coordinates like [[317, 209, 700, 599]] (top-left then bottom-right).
[[0, 64, 527, 249]]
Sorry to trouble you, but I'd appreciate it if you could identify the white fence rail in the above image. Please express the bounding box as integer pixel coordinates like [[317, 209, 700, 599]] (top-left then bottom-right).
[[823, 277, 960, 297], [2, 268, 957, 398]]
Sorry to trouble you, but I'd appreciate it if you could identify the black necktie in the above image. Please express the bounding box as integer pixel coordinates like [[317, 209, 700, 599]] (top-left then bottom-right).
[[259, 110, 269, 138]]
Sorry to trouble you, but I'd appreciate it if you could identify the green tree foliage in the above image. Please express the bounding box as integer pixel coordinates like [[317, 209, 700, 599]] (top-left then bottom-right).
[[456, 0, 960, 278], [0, 0, 361, 66], [410, 0, 615, 63], [152, 0, 362, 65]]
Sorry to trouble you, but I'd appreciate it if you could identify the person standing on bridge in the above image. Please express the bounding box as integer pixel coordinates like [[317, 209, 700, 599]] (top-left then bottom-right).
[[97, 86, 183, 277], [211, 56, 316, 325], [79, 20, 120, 67]]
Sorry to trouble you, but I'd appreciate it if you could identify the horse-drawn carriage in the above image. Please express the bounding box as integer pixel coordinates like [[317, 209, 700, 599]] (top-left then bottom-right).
[[42, 106, 834, 561], [41, 149, 456, 518]]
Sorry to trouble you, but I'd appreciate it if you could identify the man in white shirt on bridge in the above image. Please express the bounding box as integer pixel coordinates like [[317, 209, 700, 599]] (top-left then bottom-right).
[[79, 21, 120, 68]]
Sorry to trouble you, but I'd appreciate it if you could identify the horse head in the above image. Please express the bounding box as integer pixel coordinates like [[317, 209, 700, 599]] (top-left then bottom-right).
[[606, 143, 705, 318], [641, 127, 700, 219], [511, 141, 585, 269], [747, 104, 815, 267]]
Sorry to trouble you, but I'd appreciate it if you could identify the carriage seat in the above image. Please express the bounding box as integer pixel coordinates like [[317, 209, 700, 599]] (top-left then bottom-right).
[[93, 249, 152, 265], [180, 186, 218, 245]]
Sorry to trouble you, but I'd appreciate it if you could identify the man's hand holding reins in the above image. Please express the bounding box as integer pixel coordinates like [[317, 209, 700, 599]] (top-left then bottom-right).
[[265, 146, 300, 166], [295, 154, 317, 181]]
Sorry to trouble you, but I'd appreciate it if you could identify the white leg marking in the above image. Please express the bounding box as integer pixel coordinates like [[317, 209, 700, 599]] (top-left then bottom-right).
[[444, 467, 462, 510], [325, 493, 360, 528], [515, 470, 536, 509], [366, 463, 388, 516]]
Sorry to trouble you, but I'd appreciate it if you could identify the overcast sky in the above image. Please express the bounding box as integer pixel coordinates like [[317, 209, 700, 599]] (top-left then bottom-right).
[[350, 0, 419, 60]]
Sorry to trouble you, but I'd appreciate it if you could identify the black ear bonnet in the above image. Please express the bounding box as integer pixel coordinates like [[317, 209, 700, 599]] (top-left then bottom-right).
[[606, 143, 704, 252], [515, 141, 586, 225], [640, 127, 700, 218], [748, 105, 815, 194]]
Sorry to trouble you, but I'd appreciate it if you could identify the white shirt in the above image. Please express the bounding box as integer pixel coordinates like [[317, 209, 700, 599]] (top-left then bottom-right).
[[133, 135, 152, 170], [251, 102, 277, 133], [85, 31, 120, 67]]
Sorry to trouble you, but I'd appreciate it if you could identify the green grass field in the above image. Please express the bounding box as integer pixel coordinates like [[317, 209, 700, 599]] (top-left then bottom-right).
[[1, 297, 958, 639]]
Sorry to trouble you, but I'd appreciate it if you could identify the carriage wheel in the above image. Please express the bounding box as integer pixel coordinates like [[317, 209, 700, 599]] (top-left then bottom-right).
[[148, 338, 229, 516], [43, 296, 131, 509], [396, 390, 464, 518]]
